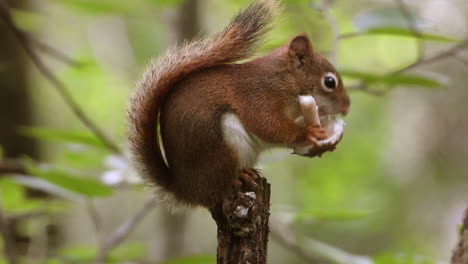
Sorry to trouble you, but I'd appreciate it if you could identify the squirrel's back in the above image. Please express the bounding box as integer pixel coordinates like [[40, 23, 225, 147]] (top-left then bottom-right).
[[127, 0, 280, 202]]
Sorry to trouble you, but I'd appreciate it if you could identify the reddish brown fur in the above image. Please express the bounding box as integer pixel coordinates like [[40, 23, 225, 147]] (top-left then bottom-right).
[[127, 0, 350, 208]]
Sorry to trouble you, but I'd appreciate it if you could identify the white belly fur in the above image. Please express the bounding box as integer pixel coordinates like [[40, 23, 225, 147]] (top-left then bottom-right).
[[221, 113, 268, 168]]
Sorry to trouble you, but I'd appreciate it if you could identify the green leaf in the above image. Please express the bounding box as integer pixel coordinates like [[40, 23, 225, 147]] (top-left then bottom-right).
[[50, 0, 137, 15], [61, 148, 107, 169], [110, 243, 146, 261], [352, 8, 456, 42], [59, 244, 145, 263], [150, 0, 183, 6], [45, 259, 61, 264], [0, 179, 45, 213], [366, 27, 456, 42], [59, 245, 97, 262], [374, 253, 436, 264], [25, 161, 113, 198], [11, 175, 84, 201], [160, 255, 216, 264], [11, 8, 44, 33], [20, 127, 110, 151], [341, 70, 443, 88]]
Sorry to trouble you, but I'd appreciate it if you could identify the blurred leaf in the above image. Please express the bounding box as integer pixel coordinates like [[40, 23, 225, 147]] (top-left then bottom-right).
[[59, 244, 146, 263], [374, 253, 436, 264], [150, 0, 183, 6], [0, 179, 44, 213], [160, 255, 216, 264], [20, 127, 110, 151], [110, 243, 146, 261], [25, 161, 113, 197], [352, 8, 455, 42], [341, 70, 443, 88], [61, 147, 107, 169], [295, 209, 372, 221], [11, 175, 84, 201], [11, 8, 44, 33], [59, 245, 97, 262], [49, 0, 137, 15], [45, 259, 61, 264], [365, 27, 456, 42]]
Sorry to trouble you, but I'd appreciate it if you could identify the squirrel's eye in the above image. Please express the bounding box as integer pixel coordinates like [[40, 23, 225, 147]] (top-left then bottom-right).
[[321, 72, 338, 92]]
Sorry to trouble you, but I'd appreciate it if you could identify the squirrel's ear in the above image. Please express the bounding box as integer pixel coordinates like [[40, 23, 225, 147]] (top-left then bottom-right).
[[288, 35, 314, 68]]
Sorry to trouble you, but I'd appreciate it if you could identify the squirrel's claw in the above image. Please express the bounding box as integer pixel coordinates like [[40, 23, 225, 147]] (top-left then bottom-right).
[[239, 172, 259, 190]]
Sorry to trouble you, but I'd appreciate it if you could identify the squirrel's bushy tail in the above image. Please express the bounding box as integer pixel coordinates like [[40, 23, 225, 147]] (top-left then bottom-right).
[[127, 0, 279, 189]]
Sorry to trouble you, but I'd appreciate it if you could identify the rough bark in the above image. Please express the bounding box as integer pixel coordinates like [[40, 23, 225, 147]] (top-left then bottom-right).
[[452, 208, 468, 264], [210, 175, 271, 264]]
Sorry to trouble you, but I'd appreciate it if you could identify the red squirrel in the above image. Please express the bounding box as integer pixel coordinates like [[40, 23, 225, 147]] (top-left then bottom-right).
[[127, 0, 350, 208]]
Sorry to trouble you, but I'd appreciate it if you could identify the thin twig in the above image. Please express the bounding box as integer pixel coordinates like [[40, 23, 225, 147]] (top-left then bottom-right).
[[25, 34, 85, 68], [314, 0, 340, 64], [271, 217, 374, 264], [454, 56, 468, 67], [270, 225, 322, 263], [392, 39, 468, 74], [86, 200, 104, 245], [0, 159, 27, 175], [94, 196, 158, 263], [395, 0, 425, 59], [0, 200, 18, 264], [349, 39, 468, 95], [0, 2, 121, 154]]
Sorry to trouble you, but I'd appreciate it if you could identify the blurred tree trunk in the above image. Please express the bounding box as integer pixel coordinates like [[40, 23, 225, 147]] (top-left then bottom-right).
[[0, 0, 38, 160], [159, 0, 200, 260], [0, 0, 41, 257]]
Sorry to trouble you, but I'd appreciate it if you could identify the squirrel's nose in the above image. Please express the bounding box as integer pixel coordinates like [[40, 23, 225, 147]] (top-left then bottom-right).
[[339, 95, 350, 116]]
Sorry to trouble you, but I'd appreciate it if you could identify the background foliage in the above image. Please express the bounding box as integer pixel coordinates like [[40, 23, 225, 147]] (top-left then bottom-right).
[[1, 0, 468, 263]]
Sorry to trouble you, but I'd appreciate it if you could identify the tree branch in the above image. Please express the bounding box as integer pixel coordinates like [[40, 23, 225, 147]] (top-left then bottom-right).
[[454, 56, 468, 67], [271, 217, 374, 264], [392, 40, 468, 74], [0, 1, 121, 154], [86, 200, 104, 245], [0, 158, 27, 175], [451, 208, 468, 264], [94, 196, 157, 263], [349, 39, 468, 95], [25, 33, 85, 68], [210, 172, 271, 264]]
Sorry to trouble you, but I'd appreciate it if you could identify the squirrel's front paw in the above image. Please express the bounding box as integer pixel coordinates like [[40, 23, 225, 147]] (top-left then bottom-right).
[[293, 121, 344, 158], [305, 124, 329, 146]]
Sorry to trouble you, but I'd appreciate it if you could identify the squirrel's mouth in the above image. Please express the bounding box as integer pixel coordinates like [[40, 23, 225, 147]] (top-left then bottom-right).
[[318, 114, 345, 146], [293, 96, 346, 156]]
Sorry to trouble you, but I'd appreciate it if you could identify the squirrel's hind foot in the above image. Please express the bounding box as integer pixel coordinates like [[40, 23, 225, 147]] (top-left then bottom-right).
[[232, 168, 261, 192]]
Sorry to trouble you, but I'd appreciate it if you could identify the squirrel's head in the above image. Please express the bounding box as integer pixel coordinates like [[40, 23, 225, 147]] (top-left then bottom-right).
[[285, 34, 350, 117]]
